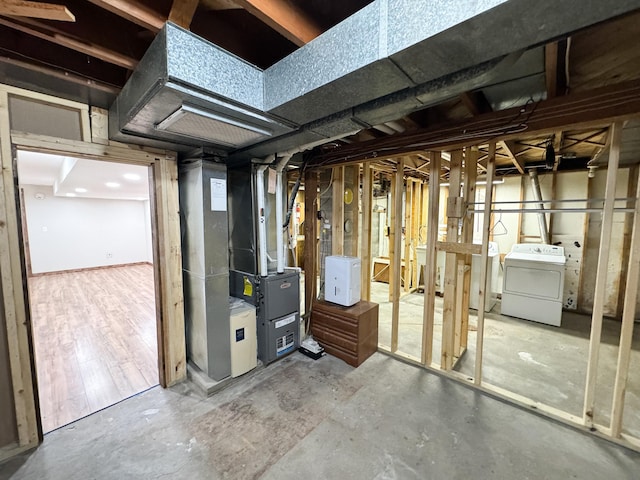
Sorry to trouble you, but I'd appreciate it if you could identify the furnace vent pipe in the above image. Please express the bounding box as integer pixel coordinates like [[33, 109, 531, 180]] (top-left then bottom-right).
[[529, 170, 550, 244], [275, 154, 293, 274], [255, 161, 271, 277]]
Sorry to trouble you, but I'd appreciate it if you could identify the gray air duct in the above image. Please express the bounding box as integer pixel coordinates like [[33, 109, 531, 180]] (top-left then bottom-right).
[[109, 24, 295, 153], [110, 1, 640, 157]]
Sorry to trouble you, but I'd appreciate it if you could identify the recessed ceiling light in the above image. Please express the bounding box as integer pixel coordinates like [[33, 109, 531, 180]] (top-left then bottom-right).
[[75, 187, 88, 193], [106, 182, 120, 188], [66, 193, 77, 197], [123, 173, 141, 181]]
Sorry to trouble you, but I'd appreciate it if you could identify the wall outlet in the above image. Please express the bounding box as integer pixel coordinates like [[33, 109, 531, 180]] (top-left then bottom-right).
[[106, 252, 113, 258]]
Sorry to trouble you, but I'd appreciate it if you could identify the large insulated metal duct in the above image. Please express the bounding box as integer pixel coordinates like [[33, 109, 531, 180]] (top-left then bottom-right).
[[110, 0, 640, 157]]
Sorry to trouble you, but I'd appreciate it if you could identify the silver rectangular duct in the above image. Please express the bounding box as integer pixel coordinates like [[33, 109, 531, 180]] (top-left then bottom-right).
[[110, 1, 640, 158], [179, 159, 231, 380], [109, 23, 294, 152]]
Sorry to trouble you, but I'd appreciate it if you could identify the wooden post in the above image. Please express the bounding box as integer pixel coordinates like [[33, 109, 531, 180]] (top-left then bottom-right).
[[0, 90, 39, 449], [389, 171, 396, 302], [331, 166, 344, 255], [304, 169, 318, 315], [615, 166, 638, 319], [583, 122, 622, 426], [390, 158, 404, 352], [154, 155, 186, 387], [610, 166, 640, 438], [442, 150, 463, 370], [474, 142, 496, 385], [517, 175, 525, 242], [411, 179, 421, 289], [459, 147, 478, 352], [361, 165, 373, 301], [403, 178, 413, 292], [422, 152, 440, 366], [454, 258, 466, 357]]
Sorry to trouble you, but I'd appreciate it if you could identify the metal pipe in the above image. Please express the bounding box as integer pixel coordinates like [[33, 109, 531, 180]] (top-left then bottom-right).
[[469, 208, 636, 214], [470, 197, 636, 205], [275, 154, 293, 274], [529, 170, 550, 244], [255, 163, 270, 277]]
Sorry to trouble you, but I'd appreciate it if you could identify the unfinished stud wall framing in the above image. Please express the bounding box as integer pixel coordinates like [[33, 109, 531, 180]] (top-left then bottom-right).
[[303, 115, 640, 451], [0, 84, 186, 461]]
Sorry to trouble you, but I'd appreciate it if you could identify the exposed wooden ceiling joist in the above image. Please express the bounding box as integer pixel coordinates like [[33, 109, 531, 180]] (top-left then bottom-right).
[[234, 0, 322, 46], [0, 0, 75, 22], [86, 0, 164, 32], [498, 140, 525, 174], [311, 80, 640, 167], [564, 130, 608, 149], [168, 0, 199, 29], [545, 42, 558, 97], [0, 16, 138, 69], [201, 0, 241, 10]]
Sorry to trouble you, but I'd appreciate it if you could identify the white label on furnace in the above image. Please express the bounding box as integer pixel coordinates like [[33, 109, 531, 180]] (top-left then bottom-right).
[[275, 314, 296, 329], [210, 178, 226, 211]]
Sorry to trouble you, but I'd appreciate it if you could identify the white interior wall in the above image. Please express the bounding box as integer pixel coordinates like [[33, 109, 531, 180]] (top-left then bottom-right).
[[491, 176, 521, 255], [22, 185, 152, 274], [581, 167, 630, 317], [143, 199, 153, 263], [551, 171, 588, 310]]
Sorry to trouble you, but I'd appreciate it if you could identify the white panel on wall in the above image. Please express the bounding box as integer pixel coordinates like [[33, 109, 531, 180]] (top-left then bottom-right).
[[22, 185, 151, 274]]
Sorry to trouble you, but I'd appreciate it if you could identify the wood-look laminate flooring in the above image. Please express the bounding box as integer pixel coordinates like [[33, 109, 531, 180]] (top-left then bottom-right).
[[28, 264, 159, 433]]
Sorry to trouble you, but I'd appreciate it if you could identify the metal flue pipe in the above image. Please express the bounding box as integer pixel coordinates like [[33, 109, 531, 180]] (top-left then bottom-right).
[[275, 154, 293, 274], [529, 170, 550, 244]]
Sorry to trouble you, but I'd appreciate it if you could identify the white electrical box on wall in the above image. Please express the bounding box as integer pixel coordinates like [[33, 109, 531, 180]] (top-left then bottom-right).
[[325, 255, 361, 307], [229, 298, 257, 377]]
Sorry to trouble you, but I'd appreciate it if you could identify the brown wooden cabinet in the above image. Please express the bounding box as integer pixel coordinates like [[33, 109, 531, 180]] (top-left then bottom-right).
[[311, 299, 379, 367]]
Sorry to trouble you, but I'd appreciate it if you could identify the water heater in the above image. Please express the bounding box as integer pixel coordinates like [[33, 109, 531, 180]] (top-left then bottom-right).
[[325, 255, 361, 307]]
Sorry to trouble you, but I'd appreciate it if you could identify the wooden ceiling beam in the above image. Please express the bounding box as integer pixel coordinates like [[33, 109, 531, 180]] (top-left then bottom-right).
[[169, 0, 200, 29], [201, 0, 241, 10], [545, 40, 568, 99], [86, 0, 165, 32], [0, 24, 127, 88], [0, 0, 75, 21], [564, 131, 608, 149], [234, 0, 322, 46], [498, 140, 525, 174], [311, 80, 640, 167], [0, 16, 138, 69]]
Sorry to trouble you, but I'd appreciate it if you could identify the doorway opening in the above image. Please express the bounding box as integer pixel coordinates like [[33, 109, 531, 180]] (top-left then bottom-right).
[[16, 150, 159, 433]]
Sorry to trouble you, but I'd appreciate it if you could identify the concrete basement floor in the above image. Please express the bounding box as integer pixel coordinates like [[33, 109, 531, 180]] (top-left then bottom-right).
[[372, 281, 640, 439], [2, 352, 640, 480]]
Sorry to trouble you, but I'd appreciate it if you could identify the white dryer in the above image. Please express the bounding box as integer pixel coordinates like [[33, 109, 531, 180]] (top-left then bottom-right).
[[501, 244, 566, 326]]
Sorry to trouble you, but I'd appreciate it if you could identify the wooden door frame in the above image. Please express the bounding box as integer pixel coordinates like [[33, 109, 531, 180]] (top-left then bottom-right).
[[0, 85, 186, 460]]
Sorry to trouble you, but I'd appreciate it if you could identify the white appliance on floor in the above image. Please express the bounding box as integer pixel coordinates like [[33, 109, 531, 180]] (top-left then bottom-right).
[[229, 298, 257, 377], [501, 244, 566, 327], [469, 241, 500, 312], [325, 255, 361, 307]]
